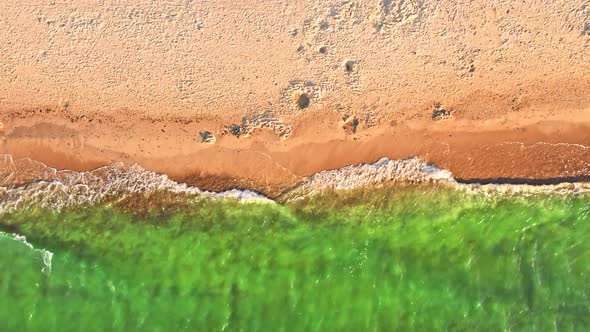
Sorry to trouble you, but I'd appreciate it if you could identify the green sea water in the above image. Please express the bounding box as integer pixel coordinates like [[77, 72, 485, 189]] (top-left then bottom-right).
[[1, 185, 590, 331]]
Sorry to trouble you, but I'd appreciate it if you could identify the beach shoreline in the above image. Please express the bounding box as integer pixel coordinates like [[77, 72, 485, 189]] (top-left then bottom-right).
[[2, 0, 590, 195], [2, 103, 590, 197]]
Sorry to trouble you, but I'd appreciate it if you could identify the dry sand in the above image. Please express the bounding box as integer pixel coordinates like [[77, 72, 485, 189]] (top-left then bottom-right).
[[1, 0, 590, 195]]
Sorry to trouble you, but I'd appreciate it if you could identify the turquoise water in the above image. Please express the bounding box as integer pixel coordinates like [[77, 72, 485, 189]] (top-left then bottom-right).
[[1, 186, 590, 331]]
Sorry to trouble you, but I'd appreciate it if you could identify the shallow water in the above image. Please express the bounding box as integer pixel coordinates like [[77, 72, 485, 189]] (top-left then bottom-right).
[[2, 186, 590, 331]]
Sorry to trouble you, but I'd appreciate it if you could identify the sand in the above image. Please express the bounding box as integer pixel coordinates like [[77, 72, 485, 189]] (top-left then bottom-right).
[[1, 0, 590, 195]]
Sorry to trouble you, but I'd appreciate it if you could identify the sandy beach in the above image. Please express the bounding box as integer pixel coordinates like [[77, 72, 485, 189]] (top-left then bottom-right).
[[2, 0, 590, 195], [4, 2, 590, 329], [3, 105, 590, 197]]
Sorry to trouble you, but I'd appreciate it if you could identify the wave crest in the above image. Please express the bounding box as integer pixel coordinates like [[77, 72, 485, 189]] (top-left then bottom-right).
[[3, 154, 590, 211], [281, 157, 454, 199], [0, 155, 270, 213], [0, 231, 53, 275]]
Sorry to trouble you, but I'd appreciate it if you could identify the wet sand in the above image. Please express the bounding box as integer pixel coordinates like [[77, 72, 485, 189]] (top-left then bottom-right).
[[2, 103, 590, 197]]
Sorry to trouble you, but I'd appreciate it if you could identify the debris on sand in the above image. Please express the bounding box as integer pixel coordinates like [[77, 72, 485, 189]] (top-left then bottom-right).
[[343, 59, 355, 73], [227, 124, 243, 136], [341, 115, 359, 134], [431, 103, 452, 121], [199, 131, 216, 144], [222, 111, 292, 139]]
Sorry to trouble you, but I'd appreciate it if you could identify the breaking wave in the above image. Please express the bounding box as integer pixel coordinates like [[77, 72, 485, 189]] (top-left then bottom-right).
[[0, 154, 270, 214], [0, 231, 53, 275], [2, 154, 590, 211], [281, 157, 590, 200], [282, 157, 455, 199]]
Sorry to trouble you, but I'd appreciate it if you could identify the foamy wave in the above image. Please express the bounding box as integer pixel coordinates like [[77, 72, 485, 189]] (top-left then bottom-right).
[[0, 155, 270, 213], [0, 231, 53, 275], [282, 157, 455, 199], [281, 157, 590, 200], [3, 155, 590, 211], [460, 182, 590, 196]]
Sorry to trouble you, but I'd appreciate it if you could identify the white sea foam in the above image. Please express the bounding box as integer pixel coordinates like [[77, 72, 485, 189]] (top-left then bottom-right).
[[282, 157, 455, 199], [0, 154, 270, 214], [0, 231, 53, 275], [2, 154, 590, 210], [459, 182, 590, 196], [281, 157, 590, 200]]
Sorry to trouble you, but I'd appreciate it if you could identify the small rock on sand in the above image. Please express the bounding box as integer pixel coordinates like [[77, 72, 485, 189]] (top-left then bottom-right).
[[292, 91, 310, 109], [199, 131, 216, 144]]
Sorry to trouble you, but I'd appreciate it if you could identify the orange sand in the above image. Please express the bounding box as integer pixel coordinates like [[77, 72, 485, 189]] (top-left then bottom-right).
[[1, 0, 590, 195]]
